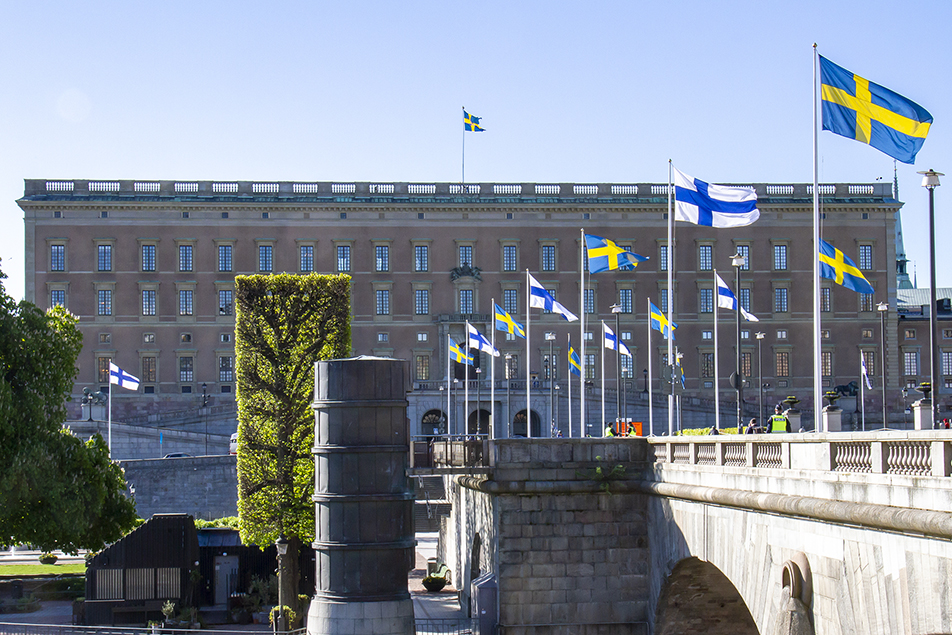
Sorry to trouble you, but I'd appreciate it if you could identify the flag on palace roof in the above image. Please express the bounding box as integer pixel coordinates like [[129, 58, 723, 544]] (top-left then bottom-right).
[[715, 273, 760, 322], [449, 339, 474, 365], [494, 303, 526, 338], [463, 109, 485, 132], [528, 273, 579, 322], [649, 301, 677, 340], [109, 362, 140, 391], [820, 55, 932, 164], [819, 240, 875, 294], [568, 338, 582, 377], [467, 323, 500, 357], [584, 234, 648, 273], [674, 168, 760, 228], [603, 323, 632, 356]]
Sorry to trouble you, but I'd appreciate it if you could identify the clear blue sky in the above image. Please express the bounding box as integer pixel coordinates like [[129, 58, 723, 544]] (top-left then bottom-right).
[[1, 0, 949, 300]]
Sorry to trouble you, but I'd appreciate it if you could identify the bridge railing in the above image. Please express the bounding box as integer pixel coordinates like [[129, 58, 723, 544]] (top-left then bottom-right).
[[648, 431, 952, 477]]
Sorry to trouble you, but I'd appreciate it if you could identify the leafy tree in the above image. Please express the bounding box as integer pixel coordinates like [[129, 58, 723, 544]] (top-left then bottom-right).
[[235, 273, 350, 608], [0, 262, 137, 551]]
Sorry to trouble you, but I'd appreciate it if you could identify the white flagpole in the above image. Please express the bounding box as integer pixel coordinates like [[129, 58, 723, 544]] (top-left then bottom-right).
[[491, 299, 496, 440], [446, 334, 452, 436], [667, 160, 675, 436], [812, 45, 824, 432], [579, 228, 586, 438], [567, 333, 573, 437], [647, 297, 654, 435], [526, 270, 532, 438], [461, 106, 466, 184], [108, 380, 112, 456], [465, 321, 471, 436], [601, 321, 606, 433], [714, 270, 721, 431], [861, 352, 867, 431]]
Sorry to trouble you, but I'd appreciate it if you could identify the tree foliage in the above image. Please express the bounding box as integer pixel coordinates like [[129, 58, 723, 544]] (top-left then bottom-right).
[[0, 262, 138, 551], [234, 273, 350, 595]]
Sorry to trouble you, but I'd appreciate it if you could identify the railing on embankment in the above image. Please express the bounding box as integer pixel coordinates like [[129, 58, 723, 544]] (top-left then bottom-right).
[[648, 430, 952, 477]]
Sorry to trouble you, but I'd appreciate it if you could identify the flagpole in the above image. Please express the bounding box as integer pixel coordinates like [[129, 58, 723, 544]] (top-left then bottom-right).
[[861, 353, 867, 431], [465, 321, 471, 437], [714, 270, 721, 431], [461, 106, 466, 184], [446, 334, 451, 436], [667, 160, 675, 436], [601, 321, 606, 433], [567, 334, 573, 437], [491, 299, 496, 440], [108, 379, 112, 456], [812, 45, 824, 432], [579, 229, 586, 438], [647, 297, 654, 435], [526, 269, 532, 438]]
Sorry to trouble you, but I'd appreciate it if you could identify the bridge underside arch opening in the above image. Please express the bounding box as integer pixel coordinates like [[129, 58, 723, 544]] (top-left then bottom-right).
[[655, 556, 759, 635]]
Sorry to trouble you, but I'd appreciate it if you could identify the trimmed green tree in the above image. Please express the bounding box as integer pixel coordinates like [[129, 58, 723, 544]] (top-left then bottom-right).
[[0, 262, 138, 552], [235, 273, 351, 611]]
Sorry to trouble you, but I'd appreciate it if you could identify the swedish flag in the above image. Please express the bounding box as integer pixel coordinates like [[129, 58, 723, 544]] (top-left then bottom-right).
[[494, 303, 526, 339], [449, 339, 474, 365], [568, 338, 582, 377], [820, 56, 932, 164], [584, 234, 648, 273], [819, 240, 875, 294], [649, 301, 677, 340], [463, 109, 485, 132]]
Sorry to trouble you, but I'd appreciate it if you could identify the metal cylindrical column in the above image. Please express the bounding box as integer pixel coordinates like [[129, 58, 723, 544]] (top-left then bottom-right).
[[307, 356, 414, 635]]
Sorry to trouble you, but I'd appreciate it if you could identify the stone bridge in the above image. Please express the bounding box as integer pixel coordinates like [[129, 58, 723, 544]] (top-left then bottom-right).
[[436, 433, 952, 635]]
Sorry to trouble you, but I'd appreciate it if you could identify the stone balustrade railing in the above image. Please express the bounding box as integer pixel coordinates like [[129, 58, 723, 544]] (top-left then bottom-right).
[[648, 431, 952, 477]]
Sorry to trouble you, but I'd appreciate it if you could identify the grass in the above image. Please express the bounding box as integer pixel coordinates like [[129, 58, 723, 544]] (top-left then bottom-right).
[[0, 563, 86, 577]]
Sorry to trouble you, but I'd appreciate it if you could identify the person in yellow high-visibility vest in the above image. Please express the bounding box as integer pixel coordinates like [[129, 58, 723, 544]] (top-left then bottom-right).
[[767, 405, 790, 433]]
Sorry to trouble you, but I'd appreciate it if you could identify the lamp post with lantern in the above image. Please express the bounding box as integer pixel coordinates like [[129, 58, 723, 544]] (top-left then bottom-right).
[[731, 252, 747, 430], [919, 169, 943, 426]]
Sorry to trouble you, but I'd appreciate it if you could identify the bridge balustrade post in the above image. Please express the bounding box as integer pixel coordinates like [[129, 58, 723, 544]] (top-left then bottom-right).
[[931, 441, 952, 477], [780, 441, 791, 469], [689, 442, 698, 465], [746, 442, 755, 468], [871, 441, 887, 474], [714, 440, 725, 466]]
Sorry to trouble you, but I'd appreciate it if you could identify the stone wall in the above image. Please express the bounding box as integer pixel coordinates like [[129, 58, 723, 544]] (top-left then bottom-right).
[[67, 419, 231, 460], [449, 439, 651, 635], [119, 455, 237, 520]]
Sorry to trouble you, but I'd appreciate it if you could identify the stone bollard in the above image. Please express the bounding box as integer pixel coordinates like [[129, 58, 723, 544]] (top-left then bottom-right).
[[913, 398, 933, 430], [822, 406, 843, 432], [307, 356, 415, 635], [785, 408, 802, 431]]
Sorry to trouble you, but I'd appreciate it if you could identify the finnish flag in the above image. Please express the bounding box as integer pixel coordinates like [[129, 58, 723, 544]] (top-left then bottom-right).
[[467, 323, 500, 357], [674, 168, 760, 228], [715, 273, 759, 322], [528, 273, 579, 322], [109, 362, 140, 391], [603, 323, 632, 356]]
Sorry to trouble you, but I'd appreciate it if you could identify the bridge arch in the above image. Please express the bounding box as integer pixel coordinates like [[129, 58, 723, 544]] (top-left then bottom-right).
[[655, 556, 759, 635]]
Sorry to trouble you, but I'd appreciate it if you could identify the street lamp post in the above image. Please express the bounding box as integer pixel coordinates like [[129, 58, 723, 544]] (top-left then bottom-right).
[[505, 354, 512, 438], [452, 378, 459, 436], [274, 534, 289, 631], [438, 385, 445, 434], [756, 332, 765, 427], [731, 253, 746, 430], [475, 367, 482, 435], [611, 304, 623, 424], [545, 332, 556, 437], [201, 382, 208, 455], [878, 302, 889, 428], [555, 384, 561, 434], [919, 169, 943, 426]]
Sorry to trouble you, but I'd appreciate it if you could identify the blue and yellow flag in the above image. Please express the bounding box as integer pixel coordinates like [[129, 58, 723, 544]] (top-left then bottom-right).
[[819, 240, 875, 294], [568, 338, 582, 377], [584, 234, 648, 273], [463, 109, 485, 132], [494, 303, 526, 339], [820, 56, 932, 164], [649, 300, 677, 340], [449, 339, 474, 365]]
